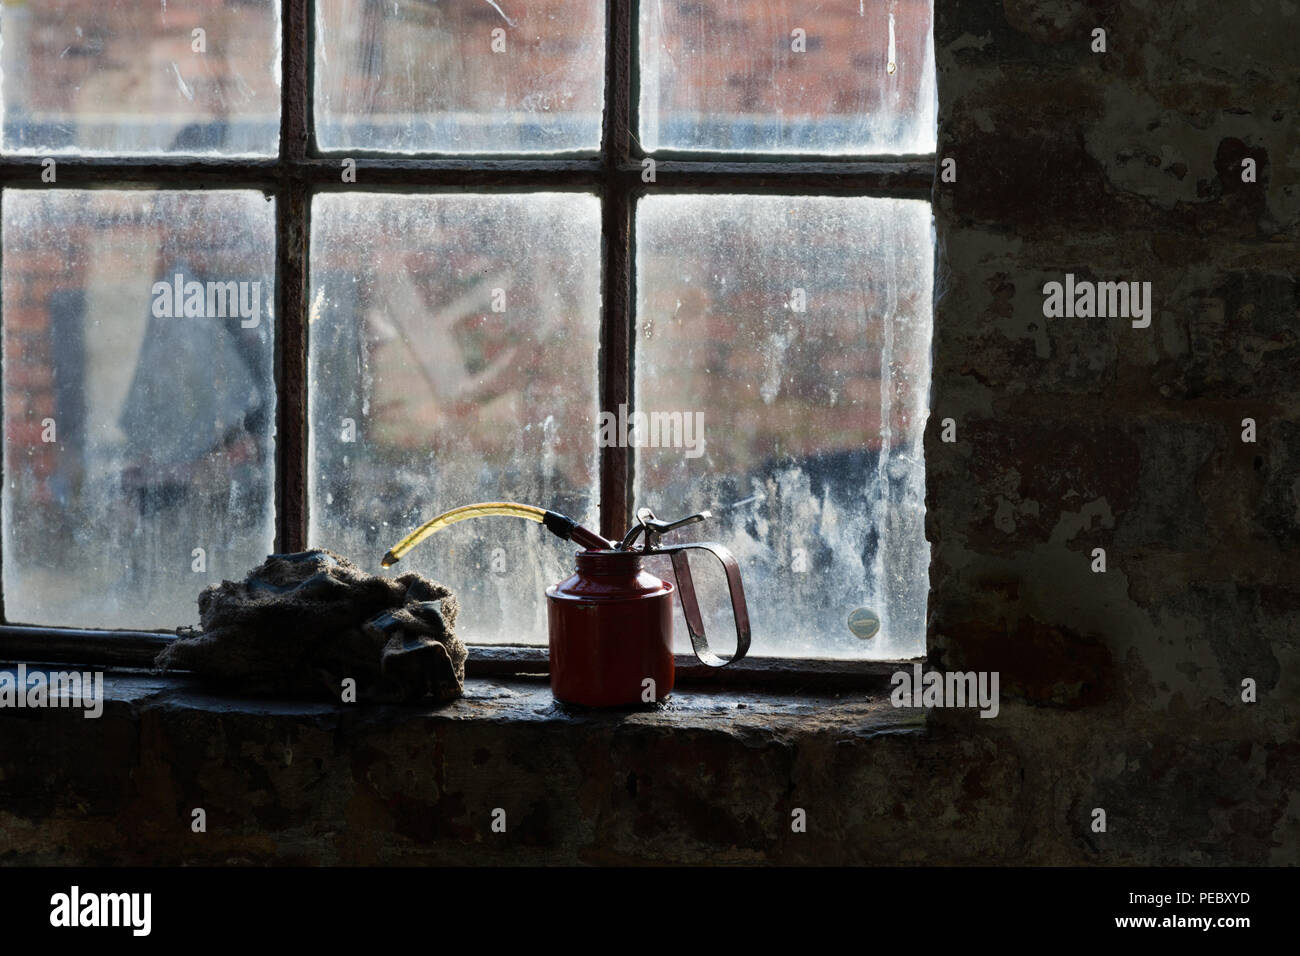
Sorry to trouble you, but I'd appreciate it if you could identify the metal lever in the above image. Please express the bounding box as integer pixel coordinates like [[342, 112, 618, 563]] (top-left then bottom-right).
[[617, 506, 712, 551]]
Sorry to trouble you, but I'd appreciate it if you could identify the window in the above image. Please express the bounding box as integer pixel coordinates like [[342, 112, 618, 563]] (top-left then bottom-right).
[[1, 1, 935, 667]]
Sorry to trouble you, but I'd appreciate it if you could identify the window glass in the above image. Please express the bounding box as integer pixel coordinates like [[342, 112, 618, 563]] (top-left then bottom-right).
[[1, 0, 281, 156], [635, 194, 933, 659], [315, 0, 606, 154], [2, 189, 278, 628], [308, 192, 602, 643], [639, 0, 936, 155]]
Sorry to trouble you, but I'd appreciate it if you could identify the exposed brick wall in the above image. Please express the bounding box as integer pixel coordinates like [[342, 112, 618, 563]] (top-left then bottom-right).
[[2, 228, 88, 503], [923, 0, 1299, 860], [15, 0, 276, 121], [3, 197, 268, 507]]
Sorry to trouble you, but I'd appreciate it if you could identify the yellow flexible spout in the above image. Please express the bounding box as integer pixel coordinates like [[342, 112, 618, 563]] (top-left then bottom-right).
[[381, 502, 548, 568]]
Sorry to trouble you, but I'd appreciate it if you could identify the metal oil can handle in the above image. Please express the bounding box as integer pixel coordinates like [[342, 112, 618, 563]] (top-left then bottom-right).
[[651, 541, 752, 668], [618, 507, 751, 667]]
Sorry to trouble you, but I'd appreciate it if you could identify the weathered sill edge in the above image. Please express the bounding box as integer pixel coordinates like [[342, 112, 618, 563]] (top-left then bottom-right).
[[0, 625, 914, 694], [0, 668, 926, 738]]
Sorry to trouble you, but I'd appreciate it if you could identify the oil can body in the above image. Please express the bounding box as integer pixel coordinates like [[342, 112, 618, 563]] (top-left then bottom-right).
[[546, 551, 675, 706]]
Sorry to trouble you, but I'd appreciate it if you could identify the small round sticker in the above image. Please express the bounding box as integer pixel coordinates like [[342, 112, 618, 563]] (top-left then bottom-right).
[[847, 607, 880, 640]]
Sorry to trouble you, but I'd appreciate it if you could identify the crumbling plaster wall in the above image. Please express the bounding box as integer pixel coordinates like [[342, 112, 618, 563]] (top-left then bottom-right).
[[924, 0, 1299, 863]]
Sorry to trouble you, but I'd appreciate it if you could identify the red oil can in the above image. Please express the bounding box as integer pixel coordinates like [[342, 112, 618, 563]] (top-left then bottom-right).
[[547, 550, 676, 707], [384, 503, 751, 707], [547, 507, 752, 706]]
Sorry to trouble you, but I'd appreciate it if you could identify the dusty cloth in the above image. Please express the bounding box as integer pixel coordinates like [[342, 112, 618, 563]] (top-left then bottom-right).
[[155, 550, 466, 703]]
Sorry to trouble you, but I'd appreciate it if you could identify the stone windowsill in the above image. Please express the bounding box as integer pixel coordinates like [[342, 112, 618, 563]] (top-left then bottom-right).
[[0, 668, 923, 738], [0, 665, 927, 864]]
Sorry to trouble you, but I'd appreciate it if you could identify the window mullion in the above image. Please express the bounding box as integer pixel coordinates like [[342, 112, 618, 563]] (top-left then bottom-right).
[[273, 0, 311, 554], [274, 185, 309, 554], [598, 0, 635, 541]]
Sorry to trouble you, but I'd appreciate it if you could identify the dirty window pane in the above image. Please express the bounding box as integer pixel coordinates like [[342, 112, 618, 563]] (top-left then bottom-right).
[[0, 0, 281, 157], [639, 0, 936, 155], [314, 0, 605, 154], [2, 190, 277, 628], [308, 193, 601, 644], [635, 195, 933, 659]]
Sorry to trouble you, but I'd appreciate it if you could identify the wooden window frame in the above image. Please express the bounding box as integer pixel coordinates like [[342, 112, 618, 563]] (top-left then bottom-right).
[[0, 0, 933, 691]]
